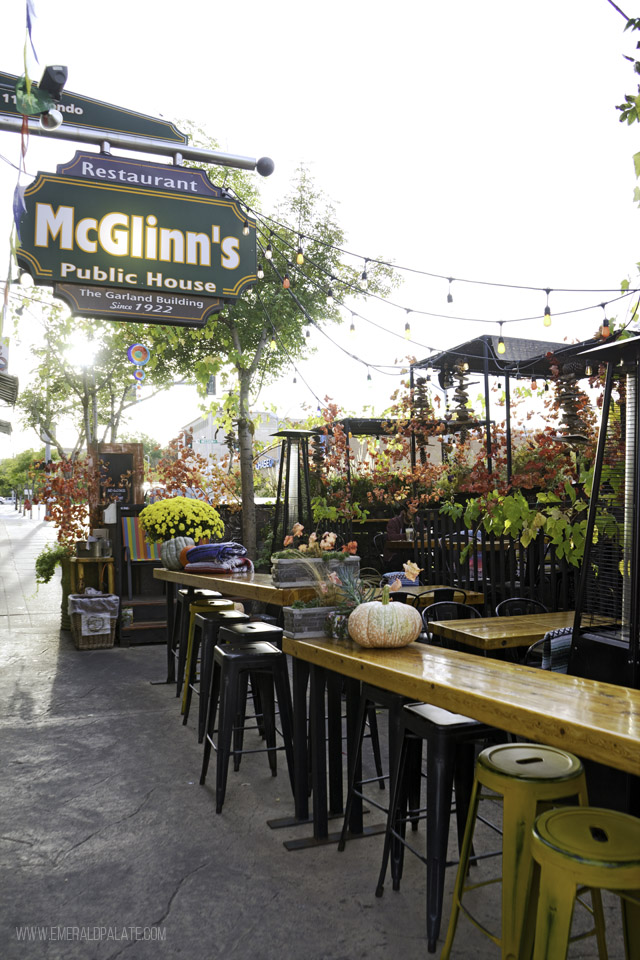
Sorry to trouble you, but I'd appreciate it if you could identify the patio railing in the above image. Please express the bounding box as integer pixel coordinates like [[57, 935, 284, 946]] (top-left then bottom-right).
[[415, 510, 580, 613]]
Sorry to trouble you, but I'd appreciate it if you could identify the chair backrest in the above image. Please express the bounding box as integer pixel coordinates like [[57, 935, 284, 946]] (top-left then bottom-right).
[[495, 597, 548, 617], [121, 516, 161, 561], [421, 601, 480, 646], [373, 532, 387, 557], [422, 601, 479, 629], [524, 627, 572, 672]]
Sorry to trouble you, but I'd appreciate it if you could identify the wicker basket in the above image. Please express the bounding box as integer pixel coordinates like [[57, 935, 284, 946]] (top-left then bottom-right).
[[70, 613, 116, 650]]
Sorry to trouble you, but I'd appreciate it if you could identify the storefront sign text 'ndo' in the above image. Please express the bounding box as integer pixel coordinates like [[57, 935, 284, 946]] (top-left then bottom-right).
[[17, 153, 256, 300]]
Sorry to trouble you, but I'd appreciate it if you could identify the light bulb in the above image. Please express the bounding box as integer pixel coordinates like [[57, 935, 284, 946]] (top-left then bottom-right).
[[361, 267, 368, 287], [293, 376, 297, 384], [305, 326, 311, 338], [585, 363, 593, 377], [498, 337, 506, 355], [543, 305, 551, 328], [602, 319, 611, 338], [349, 321, 355, 334], [296, 247, 304, 265], [366, 370, 372, 381], [265, 243, 272, 260], [327, 288, 334, 305], [531, 379, 537, 390], [404, 322, 411, 339], [242, 220, 250, 236], [257, 265, 264, 280], [283, 273, 290, 289], [40, 108, 63, 130], [19, 271, 33, 289], [269, 338, 277, 351]]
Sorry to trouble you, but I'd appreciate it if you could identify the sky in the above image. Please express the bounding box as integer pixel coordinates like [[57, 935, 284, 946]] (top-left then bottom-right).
[[1, 0, 640, 457]]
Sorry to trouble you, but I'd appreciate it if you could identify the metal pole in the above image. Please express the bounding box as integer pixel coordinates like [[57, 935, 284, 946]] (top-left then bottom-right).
[[505, 375, 512, 484], [0, 116, 274, 176], [483, 338, 492, 473]]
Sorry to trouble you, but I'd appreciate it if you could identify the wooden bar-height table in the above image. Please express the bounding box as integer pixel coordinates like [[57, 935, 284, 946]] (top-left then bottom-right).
[[153, 568, 317, 683], [428, 610, 577, 654], [283, 635, 640, 846]]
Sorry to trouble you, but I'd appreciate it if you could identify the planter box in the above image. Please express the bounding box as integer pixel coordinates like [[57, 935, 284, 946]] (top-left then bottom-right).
[[282, 605, 337, 639], [271, 555, 360, 587]]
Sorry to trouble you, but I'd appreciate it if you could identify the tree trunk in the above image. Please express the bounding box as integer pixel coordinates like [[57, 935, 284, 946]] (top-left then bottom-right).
[[237, 372, 257, 559]]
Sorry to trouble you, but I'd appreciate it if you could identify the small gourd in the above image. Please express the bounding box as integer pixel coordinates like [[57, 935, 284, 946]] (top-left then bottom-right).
[[348, 585, 422, 648], [161, 536, 195, 570]]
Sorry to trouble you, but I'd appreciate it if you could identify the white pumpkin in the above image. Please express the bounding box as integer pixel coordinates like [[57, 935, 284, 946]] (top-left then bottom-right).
[[348, 587, 422, 648]]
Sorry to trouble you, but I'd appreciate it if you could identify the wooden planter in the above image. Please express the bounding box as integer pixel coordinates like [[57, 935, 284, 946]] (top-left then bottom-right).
[[271, 555, 360, 587], [282, 605, 337, 638]]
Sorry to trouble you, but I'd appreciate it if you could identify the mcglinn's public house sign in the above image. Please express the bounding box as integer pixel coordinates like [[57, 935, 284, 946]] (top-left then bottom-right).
[[16, 152, 257, 328]]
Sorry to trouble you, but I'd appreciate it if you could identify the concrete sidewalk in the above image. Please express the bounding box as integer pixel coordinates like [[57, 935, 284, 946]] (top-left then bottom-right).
[[0, 506, 628, 959]]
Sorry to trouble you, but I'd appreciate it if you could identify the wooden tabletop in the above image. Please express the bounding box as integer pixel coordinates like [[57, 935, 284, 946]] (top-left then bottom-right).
[[385, 584, 485, 606], [429, 611, 576, 650], [153, 567, 316, 606], [282, 636, 640, 777]]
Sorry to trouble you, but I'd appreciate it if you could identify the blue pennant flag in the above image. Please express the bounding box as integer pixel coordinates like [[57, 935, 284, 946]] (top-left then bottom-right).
[[26, 1, 39, 63], [12, 184, 26, 241]]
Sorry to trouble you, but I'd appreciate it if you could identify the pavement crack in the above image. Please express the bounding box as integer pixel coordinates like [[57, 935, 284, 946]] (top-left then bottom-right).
[[54, 787, 157, 865], [0, 834, 34, 846], [102, 859, 211, 960]]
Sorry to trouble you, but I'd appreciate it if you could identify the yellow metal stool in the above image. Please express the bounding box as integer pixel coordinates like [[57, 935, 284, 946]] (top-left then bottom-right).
[[440, 742, 589, 960], [179, 598, 234, 712], [529, 806, 640, 960]]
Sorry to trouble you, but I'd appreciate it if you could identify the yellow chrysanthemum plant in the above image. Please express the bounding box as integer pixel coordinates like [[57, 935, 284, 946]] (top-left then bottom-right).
[[138, 496, 225, 544]]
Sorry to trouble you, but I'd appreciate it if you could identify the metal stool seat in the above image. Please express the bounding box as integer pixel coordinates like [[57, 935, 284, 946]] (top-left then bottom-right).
[[200, 640, 295, 814], [184, 609, 250, 737], [371, 700, 497, 953], [529, 806, 640, 960], [178, 598, 234, 708], [167, 588, 221, 682], [441, 742, 590, 960]]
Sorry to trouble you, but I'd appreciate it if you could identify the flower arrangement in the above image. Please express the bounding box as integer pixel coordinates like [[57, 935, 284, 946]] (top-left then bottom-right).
[[272, 522, 358, 561], [138, 496, 225, 543]]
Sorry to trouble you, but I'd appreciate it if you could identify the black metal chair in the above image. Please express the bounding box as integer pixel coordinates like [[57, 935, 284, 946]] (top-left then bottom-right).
[[421, 602, 480, 647], [373, 532, 387, 572], [495, 597, 548, 617]]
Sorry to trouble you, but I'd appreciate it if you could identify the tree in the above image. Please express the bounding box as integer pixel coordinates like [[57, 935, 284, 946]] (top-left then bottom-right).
[[9, 127, 398, 557], [0, 447, 44, 497]]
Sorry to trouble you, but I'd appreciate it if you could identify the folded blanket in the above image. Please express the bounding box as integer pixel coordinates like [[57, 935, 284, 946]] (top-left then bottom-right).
[[184, 556, 254, 575], [184, 541, 247, 564]]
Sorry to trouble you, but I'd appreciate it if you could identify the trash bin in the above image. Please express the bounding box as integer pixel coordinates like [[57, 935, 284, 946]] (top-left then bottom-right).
[[68, 592, 119, 650]]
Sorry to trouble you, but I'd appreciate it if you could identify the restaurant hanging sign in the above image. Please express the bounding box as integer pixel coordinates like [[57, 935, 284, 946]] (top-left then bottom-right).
[[16, 152, 257, 327], [0, 71, 188, 144]]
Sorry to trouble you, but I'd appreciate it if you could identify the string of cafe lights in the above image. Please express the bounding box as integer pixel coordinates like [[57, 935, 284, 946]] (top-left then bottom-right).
[[230, 191, 640, 327], [251, 213, 639, 362]]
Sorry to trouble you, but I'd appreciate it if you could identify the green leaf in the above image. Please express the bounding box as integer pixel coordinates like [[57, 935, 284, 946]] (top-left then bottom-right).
[[14, 77, 55, 116], [633, 152, 640, 178]]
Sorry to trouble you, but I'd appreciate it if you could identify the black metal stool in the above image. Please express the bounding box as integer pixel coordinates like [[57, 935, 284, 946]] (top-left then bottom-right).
[[168, 588, 221, 683], [217, 622, 286, 759], [200, 640, 295, 814], [184, 608, 250, 737], [375, 701, 497, 953]]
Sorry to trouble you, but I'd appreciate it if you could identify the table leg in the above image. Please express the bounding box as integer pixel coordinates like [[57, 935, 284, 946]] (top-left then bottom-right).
[[327, 673, 344, 816], [107, 562, 115, 595], [151, 581, 175, 685], [267, 657, 314, 832]]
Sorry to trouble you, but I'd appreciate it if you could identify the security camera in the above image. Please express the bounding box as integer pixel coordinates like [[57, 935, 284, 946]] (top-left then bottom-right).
[[40, 108, 63, 130], [39, 65, 68, 102]]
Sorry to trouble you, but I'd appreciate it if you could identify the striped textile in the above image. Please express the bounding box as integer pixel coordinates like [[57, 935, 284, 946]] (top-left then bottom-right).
[[121, 517, 161, 561]]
